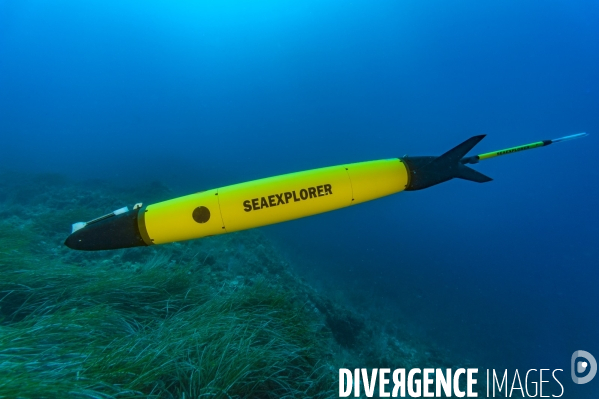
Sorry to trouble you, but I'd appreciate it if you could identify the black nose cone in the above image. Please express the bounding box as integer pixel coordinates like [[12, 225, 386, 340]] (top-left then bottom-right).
[[64, 232, 84, 250], [65, 209, 148, 251]]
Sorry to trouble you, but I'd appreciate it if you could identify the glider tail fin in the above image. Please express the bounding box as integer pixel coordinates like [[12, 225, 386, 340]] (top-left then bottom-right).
[[437, 134, 486, 162], [402, 135, 492, 190], [456, 164, 493, 183]]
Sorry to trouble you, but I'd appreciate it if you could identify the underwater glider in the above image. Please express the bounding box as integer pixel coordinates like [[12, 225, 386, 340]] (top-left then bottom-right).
[[65, 133, 588, 251]]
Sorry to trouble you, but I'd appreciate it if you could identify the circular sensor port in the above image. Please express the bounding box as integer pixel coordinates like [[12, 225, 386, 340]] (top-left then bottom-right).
[[192, 206, 210, 223]]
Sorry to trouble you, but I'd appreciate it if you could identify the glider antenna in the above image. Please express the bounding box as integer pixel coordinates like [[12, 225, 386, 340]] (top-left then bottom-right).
[[461, 132, 589, 165]]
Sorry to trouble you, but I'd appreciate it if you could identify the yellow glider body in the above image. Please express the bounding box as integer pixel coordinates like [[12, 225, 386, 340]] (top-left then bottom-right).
[[142, 159, 408, 245]]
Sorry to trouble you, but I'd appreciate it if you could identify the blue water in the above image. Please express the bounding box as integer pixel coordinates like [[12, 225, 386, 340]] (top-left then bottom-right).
[[1, 0, 598, 396]]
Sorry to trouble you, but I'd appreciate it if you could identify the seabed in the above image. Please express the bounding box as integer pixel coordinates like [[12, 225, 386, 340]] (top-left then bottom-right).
[[0, 172, 492, 398]]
